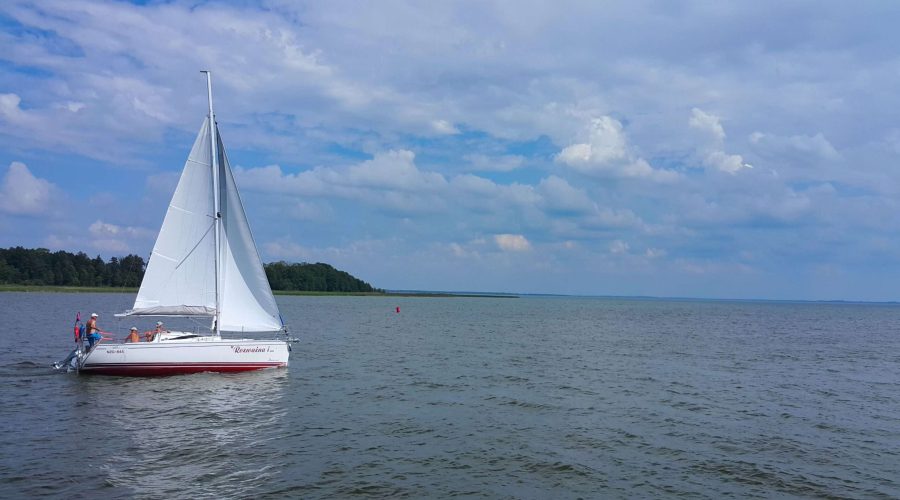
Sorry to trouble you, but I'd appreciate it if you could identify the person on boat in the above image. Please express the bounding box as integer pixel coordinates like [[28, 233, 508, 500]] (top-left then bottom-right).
[[126, 326, 140, 343], [86, 313, 102, 349], [144, 321, 165, 342]]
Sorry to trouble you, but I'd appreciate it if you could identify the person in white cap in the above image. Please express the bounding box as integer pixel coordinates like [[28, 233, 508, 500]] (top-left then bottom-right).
[[86, 313, 101, 348], [126, 326, 140, 343], [145, 321, 165, 342]]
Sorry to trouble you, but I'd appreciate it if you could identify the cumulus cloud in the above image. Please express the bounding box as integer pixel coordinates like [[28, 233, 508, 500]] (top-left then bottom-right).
[[689, 108, 753, 174], [556, 116, 678, 182], [689, 108, 726, 142], [704, 151, 753, 174], [87, 220, 155, 252], [494, 234, 531, 252], [0, 162, 56, 216], [558, 116, 629, 165], [345, 150, 445, 191], [238, 150, 446, 195], [0, 94, 29, 124]]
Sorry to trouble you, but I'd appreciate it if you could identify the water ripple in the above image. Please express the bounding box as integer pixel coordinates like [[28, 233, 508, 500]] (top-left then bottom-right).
[[1, 294, 900, 497]]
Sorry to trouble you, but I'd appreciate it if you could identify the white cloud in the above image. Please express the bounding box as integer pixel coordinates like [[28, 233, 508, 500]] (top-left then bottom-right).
[[749, 131, 840, 161], [86, 220, 155, 253], [237, 150, 446, 198], [430, 119, 460, 135], [689, 108, 726, 142], [494, 234, 531, 252], [0, 94, 29, 124], [88, 220, 153, 239], [344, 150, 445, 192], [704, 150, 753, 174], [609, 239, 629, 254], [689, 108, 753, 174], [558, 116, 628, 165], [536, 175, 595, 214], [556, 116, 678, 182], [0, 162, 56, 216], [65, 102, 86, 113]]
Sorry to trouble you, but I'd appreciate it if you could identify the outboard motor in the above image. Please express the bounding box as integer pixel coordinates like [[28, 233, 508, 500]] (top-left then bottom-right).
[[52, 348, 82, 372], [53, 312, 87, 373]]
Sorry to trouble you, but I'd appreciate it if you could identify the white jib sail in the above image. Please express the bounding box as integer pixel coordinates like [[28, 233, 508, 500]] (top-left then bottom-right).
[[216, 129, 283, 332], [130, 118, 218, 316]]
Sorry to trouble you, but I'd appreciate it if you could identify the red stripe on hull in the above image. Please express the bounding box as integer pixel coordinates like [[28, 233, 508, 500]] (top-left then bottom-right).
[[81, 362, 286, 377]]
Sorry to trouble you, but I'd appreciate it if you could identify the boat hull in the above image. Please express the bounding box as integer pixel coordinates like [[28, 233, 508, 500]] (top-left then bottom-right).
[[81, 337, 289, 376]]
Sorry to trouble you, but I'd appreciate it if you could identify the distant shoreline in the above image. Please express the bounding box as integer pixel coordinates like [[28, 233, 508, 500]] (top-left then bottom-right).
[[3, 284, 893, 303], [0, 284, 518, 298]]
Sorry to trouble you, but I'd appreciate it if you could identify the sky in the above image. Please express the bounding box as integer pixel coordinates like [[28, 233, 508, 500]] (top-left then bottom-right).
[[1, 1, 900, 300]]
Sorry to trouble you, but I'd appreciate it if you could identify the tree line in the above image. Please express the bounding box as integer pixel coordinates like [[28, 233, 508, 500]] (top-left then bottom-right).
[[0, 247, 145, 287], [264, 261, 382, 293], [0, 246, 381, 293]]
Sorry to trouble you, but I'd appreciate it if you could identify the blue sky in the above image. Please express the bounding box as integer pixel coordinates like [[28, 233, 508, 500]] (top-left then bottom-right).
[[1, 1, 900, 300]]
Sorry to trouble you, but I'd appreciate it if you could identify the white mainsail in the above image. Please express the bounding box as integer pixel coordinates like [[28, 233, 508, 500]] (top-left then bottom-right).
[[130, 118, 217, 317], [124, 116, 282, 332]]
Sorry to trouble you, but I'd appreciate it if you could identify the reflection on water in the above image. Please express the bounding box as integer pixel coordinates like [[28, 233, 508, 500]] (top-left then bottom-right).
[[82, 370, 290, 497]]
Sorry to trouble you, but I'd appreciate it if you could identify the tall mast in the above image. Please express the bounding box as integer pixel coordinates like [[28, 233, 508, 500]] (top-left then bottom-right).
[[202, 70, 222, 336]]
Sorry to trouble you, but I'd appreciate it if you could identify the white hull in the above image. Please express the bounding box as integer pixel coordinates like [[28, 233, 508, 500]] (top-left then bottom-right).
[[81, 332, 289, 376]]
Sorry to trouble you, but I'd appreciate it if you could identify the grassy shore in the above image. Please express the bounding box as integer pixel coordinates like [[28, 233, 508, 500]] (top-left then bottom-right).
[[0, 284, 517, 298]]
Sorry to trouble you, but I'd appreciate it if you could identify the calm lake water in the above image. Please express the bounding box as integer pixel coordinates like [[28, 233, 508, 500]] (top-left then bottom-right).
[[1, 292, 899, 498]]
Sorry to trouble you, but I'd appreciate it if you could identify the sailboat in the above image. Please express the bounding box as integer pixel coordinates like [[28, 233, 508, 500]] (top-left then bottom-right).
[[69, 72, 290, 376]]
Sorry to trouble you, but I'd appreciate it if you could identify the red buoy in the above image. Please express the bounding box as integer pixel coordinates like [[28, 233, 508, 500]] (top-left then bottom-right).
[[395, 306, 400, 313]]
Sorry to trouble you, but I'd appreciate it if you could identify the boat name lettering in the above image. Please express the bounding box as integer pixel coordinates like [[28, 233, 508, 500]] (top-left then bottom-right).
[[104, 349, 125, 354], [230, 346, 273, 353]]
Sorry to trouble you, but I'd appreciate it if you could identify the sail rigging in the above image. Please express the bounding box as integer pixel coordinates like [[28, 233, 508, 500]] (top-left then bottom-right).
[[130, 117, 217, 317], [123, 74, 282, 332]]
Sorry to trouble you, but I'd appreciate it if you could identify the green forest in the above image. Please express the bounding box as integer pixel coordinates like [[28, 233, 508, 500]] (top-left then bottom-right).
[[0, 247, 381, 293], [264, 261, 382, 293]]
